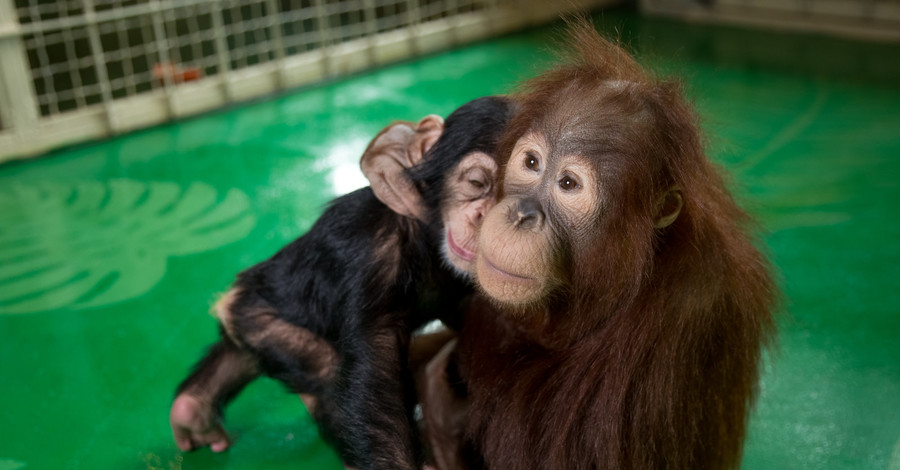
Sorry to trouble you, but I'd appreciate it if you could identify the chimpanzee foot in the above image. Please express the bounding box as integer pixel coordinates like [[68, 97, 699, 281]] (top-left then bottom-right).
[[170, 393, 232, 452]]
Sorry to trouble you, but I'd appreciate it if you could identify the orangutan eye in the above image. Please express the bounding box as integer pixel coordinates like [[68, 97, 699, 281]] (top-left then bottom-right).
[[524, 151, 540, 171], [559, 175, 579, 191]]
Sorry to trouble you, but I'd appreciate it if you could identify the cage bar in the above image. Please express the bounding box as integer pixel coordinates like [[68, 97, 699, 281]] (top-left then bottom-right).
[[640, 0, 900, 43], [0, 0, 618, 162]]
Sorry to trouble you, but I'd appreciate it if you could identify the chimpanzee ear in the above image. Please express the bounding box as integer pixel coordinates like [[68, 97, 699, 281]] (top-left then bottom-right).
[[361, 121, 416, 169], [653, 187, 683, 229], [410, 114, 444, 165], [359, 121, 427, 221]]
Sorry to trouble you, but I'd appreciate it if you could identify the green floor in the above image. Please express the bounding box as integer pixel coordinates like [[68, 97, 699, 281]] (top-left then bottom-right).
[[1, 8, 899, 470]]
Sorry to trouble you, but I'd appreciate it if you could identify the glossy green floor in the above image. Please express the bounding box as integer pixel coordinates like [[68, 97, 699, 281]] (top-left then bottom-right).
[[2, 8, 899, 470]]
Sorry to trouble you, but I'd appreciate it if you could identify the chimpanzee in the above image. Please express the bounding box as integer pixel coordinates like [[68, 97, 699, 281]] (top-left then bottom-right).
[[169, 96, 514, 470]]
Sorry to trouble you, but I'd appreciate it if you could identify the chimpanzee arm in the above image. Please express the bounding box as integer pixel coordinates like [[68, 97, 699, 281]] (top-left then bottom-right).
[[316, 327, 422, 470]]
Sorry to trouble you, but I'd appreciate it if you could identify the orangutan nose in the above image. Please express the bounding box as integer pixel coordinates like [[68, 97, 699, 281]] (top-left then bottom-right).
[[512, 197, 545, 231]]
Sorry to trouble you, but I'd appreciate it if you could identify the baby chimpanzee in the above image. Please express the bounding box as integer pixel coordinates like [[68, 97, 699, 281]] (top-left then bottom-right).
[[170, 96, 513, 470]]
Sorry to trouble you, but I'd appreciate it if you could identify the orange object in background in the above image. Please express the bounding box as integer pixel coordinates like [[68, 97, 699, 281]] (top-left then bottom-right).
[[153, 62, 204, 85]]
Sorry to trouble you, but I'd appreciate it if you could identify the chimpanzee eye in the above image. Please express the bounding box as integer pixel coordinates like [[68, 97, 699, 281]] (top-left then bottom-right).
[[559, 175, 579, 191], [464, 168, 489, 195], [459, 167, 491, 200], [524, 151, 539, 171]]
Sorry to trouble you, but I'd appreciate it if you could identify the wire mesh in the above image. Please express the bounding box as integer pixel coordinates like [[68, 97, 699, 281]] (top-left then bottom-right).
[[373, 0, 410, 33], [15, 0, 86, 24], [100, 14, 161, 100], [641, 0, 900, 36], [162, 4, 220, 80], [23, 25, 99, 116], [0, 0, 613, 161], [279, 0, 324, 55], [8, 0, 497, 119]]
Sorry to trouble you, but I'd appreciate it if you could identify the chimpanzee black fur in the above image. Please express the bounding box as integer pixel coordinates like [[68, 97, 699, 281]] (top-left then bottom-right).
[[173, 96, 514, 470]]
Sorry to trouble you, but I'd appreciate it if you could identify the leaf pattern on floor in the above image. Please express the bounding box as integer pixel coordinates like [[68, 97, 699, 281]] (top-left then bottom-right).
[[0, 179, 255, 314]]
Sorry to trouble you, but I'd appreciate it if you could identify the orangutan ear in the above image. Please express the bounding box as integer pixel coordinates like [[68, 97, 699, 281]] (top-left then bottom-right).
[[654, 187, 683, 229], [409, 114, 444, 166]]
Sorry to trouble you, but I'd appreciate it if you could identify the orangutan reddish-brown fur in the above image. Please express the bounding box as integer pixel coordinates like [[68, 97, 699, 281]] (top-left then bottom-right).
[[419, 22, 777, 470]]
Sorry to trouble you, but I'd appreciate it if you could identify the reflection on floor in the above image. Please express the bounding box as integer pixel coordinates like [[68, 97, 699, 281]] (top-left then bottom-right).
[[1, 7, 898, 470]]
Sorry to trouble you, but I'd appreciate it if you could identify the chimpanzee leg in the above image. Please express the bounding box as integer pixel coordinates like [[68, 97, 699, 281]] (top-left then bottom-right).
[[171, 288, 338, 452], [229, 302, 339, 396], [316, 328, 420, 470], [170, 335, 260, 452], [227, 303, 406, 469]]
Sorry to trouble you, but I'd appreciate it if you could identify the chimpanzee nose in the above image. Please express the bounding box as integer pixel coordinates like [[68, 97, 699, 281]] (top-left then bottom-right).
[[513, 197, 545, 231]]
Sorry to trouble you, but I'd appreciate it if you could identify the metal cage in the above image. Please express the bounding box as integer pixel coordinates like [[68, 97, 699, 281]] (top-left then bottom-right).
[[0, 0, 614, 162], [641, 0, 900, 42]]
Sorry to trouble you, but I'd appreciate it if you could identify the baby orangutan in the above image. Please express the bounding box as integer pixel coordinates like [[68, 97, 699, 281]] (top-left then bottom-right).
[[415, 23, 777, 470], [170, 96, 514, 470]]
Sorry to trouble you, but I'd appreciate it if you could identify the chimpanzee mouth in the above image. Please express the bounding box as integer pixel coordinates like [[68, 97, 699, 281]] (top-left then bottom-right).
[[446, 229, 475, 261]]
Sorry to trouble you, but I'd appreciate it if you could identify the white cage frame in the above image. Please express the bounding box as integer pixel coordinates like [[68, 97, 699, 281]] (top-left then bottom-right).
[[0, 0, 615, 163], [640, 0, 900, 42]]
